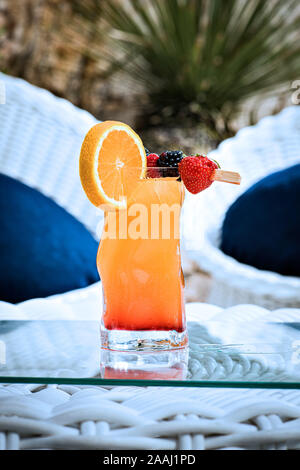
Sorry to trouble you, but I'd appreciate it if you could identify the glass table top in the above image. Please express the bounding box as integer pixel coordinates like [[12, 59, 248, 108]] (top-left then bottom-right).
[[0, 320, 299, 389]]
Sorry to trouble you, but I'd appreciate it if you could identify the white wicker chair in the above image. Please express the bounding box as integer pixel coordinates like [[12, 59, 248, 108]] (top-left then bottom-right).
[[0, 72, 102, 238], [0, 74, 299, 450], [183, 106, 300, 309]]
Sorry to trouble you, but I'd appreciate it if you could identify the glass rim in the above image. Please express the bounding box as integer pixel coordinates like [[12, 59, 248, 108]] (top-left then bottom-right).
[[99, 163, 182, 170]]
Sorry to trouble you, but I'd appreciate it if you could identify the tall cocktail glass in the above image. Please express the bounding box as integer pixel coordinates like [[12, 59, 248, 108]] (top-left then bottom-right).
[[97, 166, 187, 352]]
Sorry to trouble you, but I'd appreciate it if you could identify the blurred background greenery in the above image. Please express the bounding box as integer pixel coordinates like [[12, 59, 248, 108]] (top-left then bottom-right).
[[0, 0, 299, 154]]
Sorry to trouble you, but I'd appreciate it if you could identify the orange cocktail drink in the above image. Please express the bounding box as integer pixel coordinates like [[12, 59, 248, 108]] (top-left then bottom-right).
[[79, 121, 189, 352], [98, 172, 186, 341]]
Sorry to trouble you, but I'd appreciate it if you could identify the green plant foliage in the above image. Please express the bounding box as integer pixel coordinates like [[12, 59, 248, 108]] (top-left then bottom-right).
[[99, 0, 300, 138]]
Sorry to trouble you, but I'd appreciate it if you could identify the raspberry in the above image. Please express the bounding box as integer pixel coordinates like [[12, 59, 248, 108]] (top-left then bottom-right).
[[157, 150, 184, 178], [178, 155, 219, 194], [146, 153, 160, 178]]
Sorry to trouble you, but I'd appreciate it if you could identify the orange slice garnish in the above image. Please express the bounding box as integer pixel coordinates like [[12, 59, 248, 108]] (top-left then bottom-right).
[[79, 121, 146, 210]]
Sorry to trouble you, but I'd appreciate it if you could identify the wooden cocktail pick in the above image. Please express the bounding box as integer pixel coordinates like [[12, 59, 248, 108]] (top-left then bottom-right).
[[212, 169, 241, 185]]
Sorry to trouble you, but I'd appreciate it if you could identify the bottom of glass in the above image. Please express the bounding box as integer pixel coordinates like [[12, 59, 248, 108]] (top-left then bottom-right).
[[101, 326, 188, 352], [100, 348, 189, 380]]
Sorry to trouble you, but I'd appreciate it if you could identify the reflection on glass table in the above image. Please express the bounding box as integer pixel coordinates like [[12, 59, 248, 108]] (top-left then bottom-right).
[[101, 348, 189, 380], [0, 320, 299, 388]]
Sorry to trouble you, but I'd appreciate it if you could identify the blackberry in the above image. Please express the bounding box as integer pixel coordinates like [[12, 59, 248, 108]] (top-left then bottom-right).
[[157, 150, 184, 178]]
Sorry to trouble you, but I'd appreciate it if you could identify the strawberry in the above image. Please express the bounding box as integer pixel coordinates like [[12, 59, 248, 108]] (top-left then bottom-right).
[[146, 153, 160, 178], [178, 155, 219, 194]]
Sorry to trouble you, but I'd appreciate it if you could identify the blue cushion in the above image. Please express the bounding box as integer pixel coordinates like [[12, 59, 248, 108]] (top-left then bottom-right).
[[221, 164, 300, 277], [0, 174, 99, 303]]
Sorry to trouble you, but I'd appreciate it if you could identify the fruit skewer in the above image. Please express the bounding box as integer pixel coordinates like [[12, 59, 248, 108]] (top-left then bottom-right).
[[146, 150, 241, 194]]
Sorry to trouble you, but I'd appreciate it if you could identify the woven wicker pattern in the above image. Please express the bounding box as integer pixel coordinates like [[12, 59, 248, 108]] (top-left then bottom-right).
[[184, 106, 300, 309], [0, 73, 101, 238], [0, 384, 300, 450]]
